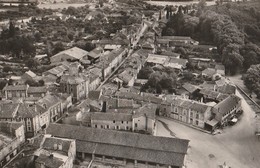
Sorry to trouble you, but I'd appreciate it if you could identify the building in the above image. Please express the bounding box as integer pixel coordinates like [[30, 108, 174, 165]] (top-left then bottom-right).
[[27, 86, 47, 98], [202, 68, 221, 80], [50, 47, 88, 64], [34, 135, 76, 168], [212, 95, 241, 126], [80, 103, 157, 135], [96, 48, 127, 80], [189, 57, 213, 69], [0, 122, 25, 167], [159, 97, 213, 129], [47, 123, 189, 168], [59, 62, 89, 103], [37, 94, 63, 123], [3, 85, 29, 99], [86, 47, 103, 63], [0, 102, 49, 138], [21, 70, 38, 82]]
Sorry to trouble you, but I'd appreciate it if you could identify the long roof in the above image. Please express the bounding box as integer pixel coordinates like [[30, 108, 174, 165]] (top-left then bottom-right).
[[213, 95, 241, 115], [46, 123, 189, 166], [52, 47, 88, 60]]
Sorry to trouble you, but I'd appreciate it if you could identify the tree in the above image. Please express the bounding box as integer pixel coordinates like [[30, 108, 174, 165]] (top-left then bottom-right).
[[244, 64, 260, 96], [3, 66, 12, 73], [52, 42, 65, 55], [26, 58, 39, 69], [156, 84, 162, 94], [0, 80, 7, 90], [137, 66, 154, 79], [9, 20, 16, 38]]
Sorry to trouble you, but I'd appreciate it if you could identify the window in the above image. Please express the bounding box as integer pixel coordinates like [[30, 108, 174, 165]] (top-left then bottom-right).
[[126, 121, 128, 124], [113, 120, 115, 123], [196, 120, 199, 125], [95, 125, 97, 128], [27, 119, 31, 131], [121, 121, 124, 124], [101, 125, 103, 129], [107, 125, 109, 129], [135, 123, 137, 127], [196, 114, 199, 119], [126, 126, 129, 130]]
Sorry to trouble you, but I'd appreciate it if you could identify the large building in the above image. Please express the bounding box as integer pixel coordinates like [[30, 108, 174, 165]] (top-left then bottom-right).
[[34, 135, 76, 168], [0, 102, 49, 138], [80, 103, 157, 135], [0, 122, 25, 167], [47, 123, 189, 168]]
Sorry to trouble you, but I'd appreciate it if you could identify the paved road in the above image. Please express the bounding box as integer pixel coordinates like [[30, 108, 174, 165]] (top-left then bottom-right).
[[156, 91, 260, 168]]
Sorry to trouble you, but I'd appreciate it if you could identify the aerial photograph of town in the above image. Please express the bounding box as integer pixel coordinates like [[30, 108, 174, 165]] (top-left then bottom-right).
[[0, 0, 259, 167]]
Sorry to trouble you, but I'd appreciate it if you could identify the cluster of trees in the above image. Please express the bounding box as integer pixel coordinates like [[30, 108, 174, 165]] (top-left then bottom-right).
[[244, 64, 260, 98], [140, 67, 177, 94], [0, 22, 36, 59], [199, 10, 245, 75]]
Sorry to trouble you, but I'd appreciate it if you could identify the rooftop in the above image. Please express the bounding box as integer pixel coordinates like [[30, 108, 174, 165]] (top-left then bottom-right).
[[52, 47, 88, 60], [47, 123, 189, 167]]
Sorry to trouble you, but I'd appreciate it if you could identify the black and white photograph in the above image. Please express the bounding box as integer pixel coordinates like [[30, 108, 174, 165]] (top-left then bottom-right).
[[0, 0, 259, 167]]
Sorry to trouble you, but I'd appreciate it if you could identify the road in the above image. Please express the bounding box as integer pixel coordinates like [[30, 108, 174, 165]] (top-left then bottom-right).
[[96, 21, 149, 90], [156, 91, 260, 168]]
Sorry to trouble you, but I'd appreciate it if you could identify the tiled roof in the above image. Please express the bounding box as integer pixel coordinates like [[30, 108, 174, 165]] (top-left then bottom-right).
[[35, 154, 64, 168], [0, 121, 23, 136], [3, 85, 28, 91], [87, 47, 103, 59], [91, 112, 132, 121], [60, 75, 85, 85], [52, 47, 88, 60], [24, 70, 37, 78], [28, 86, 47, 94], [213, 95, 241, 115], [17, 103, 47, 118], [218, 84, 236, 95], [47, 123, 189, 167], [0, 103, 19, 118], [88, 91, 101, 100], [114, 91, 162, 104], [202, 68, 217, 76], [182, 83, 200, 93], [133, 103, 156, 119], [42, 137, 72, 154], [37, 94, 61, 109]]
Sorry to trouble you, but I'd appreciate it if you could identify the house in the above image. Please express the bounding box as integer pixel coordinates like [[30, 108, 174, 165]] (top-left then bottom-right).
[[212, 95, 241, 126], [21, 70, 38, 82], [43, 63, 70, 78], [202, 68, 221, 80], [117, 68, 137, 87], [158, 36, 196, 47], [37, 94, 63, 123], [50, 47, 88, 64], [86, 47, 103, 63], [96, 48, 127, 80], [27, 86, 47, 98], [199, 89, 229, 103], [159, 97, 213, 129], [47, 123, 189, 168], [0, 122, 25, 167], [60, 75, 88, 103], [182, 83, 201, 99], [0, 102, 49, 138], [146, 54, 169, 66], [189, 57, 213, 69], [217, 84, 236, 95], [34, 135, 76, 168], [3, 84, 29, 99], [215, 64, 225, 76]]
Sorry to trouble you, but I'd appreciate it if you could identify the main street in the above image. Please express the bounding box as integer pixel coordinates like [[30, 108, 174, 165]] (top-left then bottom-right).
[[156, 91, 260, 168]]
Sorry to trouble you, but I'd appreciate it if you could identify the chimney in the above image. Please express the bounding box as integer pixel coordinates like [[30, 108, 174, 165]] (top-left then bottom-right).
[[49, 154, 53, 159], [58, 144, 62, 150], [54, 144, 58, 150]]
